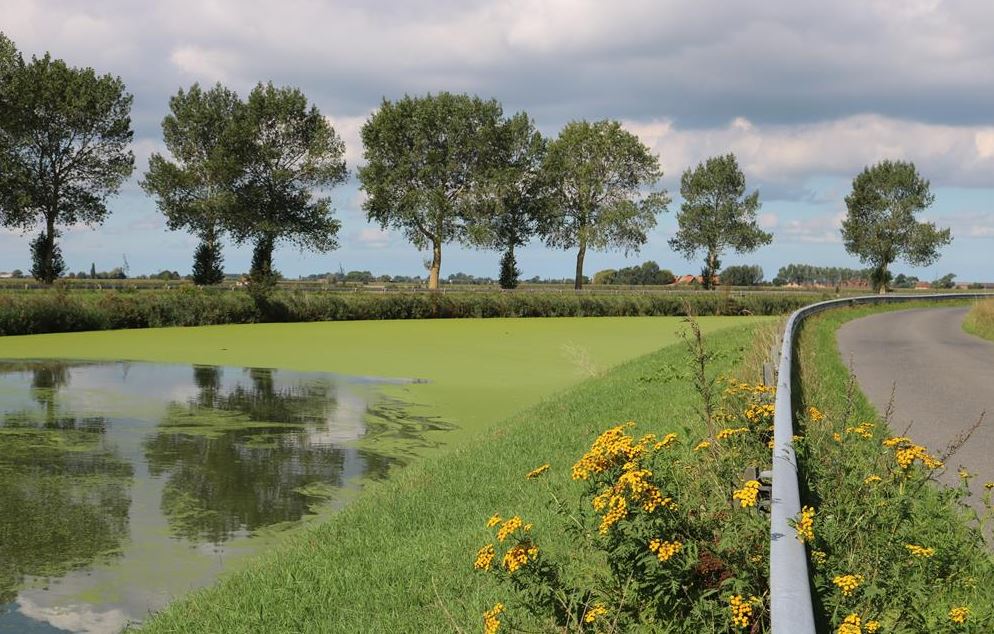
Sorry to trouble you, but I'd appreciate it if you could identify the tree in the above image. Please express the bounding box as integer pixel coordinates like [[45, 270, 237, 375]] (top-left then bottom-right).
[[472, 112, 547, 289], [228, 83, 347, 292], [719, 264, 764, 286], [0, 50, 134, 283], [930, 273, 956, 289], [669, 154, 771, 290], [539, 120, 669, 289], [359, 93, 505, 290], [842, 160, 951, 293], [141, 84, 241, 285]]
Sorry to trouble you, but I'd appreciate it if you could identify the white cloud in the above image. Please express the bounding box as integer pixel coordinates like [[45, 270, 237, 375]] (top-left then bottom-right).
[[355, 227, 392, 249], [626, 115, 994, 192]]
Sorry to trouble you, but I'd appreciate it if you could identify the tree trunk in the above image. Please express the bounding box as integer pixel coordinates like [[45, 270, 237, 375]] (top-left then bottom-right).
[[428, 240, 442, 290], [574, 240, 587, 290], [44, 215, 56, 283], [704, 250, 719, 290]]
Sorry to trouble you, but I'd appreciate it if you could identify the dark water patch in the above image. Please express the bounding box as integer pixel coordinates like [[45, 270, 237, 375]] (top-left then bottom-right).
[[0, 359, 448, 633]]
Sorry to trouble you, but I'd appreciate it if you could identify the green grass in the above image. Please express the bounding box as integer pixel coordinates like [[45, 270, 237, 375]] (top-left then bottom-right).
[[794, 302, 994, 631], [136, 322, 760, 633], [0, 317, 766, 449], [963, 299, 994, 342]]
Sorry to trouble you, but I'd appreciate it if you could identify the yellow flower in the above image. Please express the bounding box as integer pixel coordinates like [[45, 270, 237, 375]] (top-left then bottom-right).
[[571, 423, 652, 479], [717, 426, 750, 440], [496, 516, 523, 542], [648, 538, 683, 562], [474, 544, 496, 571], [654, 432, 678, 449], [693, 440, 711, 451], [837, 612, 861, 634], [795, 506, 815, 543], [483, 602, 504, 634], [949, 606, 969, 624], [845, 422, 874, 439], [905, 543, 935, 558], [883, 436, 911, 447], [584, 603, 607, 624], [598, 494, 628, 534], [832, 574, 864, 597], [486, 514, 502, 528], [525, 463, 550, 479], [958, 468, 972, 480], [865, 620, 880, 633], [502, 540, 538, 573], [811, 550, 827, 565], [984, 481, 994, 490], [733, 480, 761, 508], [894, 443, 943, 470], [863, 475, 882, 485], [807, 406, 825, 422], [728, 595, 759, 629]]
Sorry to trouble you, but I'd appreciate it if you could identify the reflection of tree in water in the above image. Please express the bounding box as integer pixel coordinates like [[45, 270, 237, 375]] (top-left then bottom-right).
[[0, 361, 131, 604], [145, 367, 349, 543]]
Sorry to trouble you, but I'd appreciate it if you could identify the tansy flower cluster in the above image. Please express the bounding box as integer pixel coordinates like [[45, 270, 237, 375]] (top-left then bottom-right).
[[648, 538, 683, 562], [863, 475, 882, 485], [845, 422, 874, 439], [807, 406, 825, 422], [591, 466, 673, 533], [833, 574, 864, 597], [525, 463, 550, 479], [476, 515, 539, 575], [836, 612, 862, 634], [728, 594, 758, 629], [949, 606, 969, 624], [744, 402, 776, 425], [571, 423, 655, 480], [733, 480, 761, 508], [717, 426, 750, 440], [905, 543, 935, 558], [483, 603, 504, 634], [654, 432, 678, 449], [584, 603, 607, 624], [795, 506, 815, 543]]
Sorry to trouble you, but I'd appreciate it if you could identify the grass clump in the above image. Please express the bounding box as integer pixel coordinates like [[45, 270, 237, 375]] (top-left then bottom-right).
[[793, 305, 994, 633], [139, 322, 768, 633], [963, 299, 994, 342]]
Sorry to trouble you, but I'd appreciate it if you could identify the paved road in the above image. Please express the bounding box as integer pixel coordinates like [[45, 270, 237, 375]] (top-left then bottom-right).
[[837, 306, 994, 497]]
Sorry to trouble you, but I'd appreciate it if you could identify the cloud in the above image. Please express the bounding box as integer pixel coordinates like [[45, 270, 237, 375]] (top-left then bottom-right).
[[627, 115, 994, 193], [780, 212, 846, 244], [355, 227, 392, 249]]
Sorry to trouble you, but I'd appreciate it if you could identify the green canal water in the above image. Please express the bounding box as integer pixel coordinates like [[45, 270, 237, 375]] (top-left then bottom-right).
[[0, 360, 446, 633]]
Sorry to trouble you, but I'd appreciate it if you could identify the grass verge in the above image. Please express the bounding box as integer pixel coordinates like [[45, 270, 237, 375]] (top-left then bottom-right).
[[793, 303, 994, 632], [963, 298, 994, 342], [137, 322, 764, 633]]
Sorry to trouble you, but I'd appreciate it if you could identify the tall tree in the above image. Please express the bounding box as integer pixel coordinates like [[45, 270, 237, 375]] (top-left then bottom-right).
[[471, 112, 546, 289], [0, 33, 23, 231], [669, 154, 771, 290], [141, 83, 240, 285], [538, 120, 669, 290], [228, 83, 347, 291], [841, 160, 951, 293], [0, 49, 134, 283], [359, 93, 505, 290]]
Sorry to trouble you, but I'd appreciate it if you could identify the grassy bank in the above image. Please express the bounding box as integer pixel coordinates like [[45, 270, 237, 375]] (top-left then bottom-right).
[[137, 323, 764, 632], [793, 303, 994, 632], [0, 317, 766, 449], [964, 298, 994, 342], [0, 287, 819, 336]]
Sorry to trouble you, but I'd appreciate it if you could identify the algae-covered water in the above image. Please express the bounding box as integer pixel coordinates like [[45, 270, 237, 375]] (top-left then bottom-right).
[[0, 360, 444, 633]]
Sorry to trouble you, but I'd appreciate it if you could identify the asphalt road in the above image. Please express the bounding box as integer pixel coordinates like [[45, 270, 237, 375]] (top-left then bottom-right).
[[836, 306, 994, 498]]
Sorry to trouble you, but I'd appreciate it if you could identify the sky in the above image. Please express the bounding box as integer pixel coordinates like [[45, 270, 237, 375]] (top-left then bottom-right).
[[1, 0, 993, 282]]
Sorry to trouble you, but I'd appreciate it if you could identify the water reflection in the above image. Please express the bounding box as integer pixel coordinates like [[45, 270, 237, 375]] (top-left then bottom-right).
[[0, 360, 448, 633]]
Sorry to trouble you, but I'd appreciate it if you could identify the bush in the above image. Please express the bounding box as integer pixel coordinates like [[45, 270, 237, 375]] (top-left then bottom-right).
[[0, 289, 824, 337], [719, 264, 764, 286]]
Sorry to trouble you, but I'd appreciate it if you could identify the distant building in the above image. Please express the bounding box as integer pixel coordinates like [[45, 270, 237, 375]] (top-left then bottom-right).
[[0, 272, 12, 279]]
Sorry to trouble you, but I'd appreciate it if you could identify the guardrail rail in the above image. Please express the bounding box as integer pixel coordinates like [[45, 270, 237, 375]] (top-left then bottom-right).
[[770, 292, 994, 634]]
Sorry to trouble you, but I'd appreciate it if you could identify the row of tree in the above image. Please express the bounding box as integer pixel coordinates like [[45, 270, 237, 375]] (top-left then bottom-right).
[[0, 32, 953, 293]]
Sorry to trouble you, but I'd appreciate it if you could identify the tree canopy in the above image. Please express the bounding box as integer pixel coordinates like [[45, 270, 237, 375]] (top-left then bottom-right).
[[0, 46, 134, 283], [669, 154, 771, 290], [359, 92, 506, 290], [538, 120, 669, 289], [841, 160, 951, 292], [141, 83, 241, 284], [719, 264, 764, 286], [228, 83, 348, 290]]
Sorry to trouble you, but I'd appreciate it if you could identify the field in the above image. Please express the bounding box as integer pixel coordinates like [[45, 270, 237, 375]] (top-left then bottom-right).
[[0, 316, 767, 450]]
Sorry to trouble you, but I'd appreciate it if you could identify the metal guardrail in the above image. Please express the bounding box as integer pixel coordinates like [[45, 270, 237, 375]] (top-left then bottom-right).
[[770, 292, 994, 634]]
